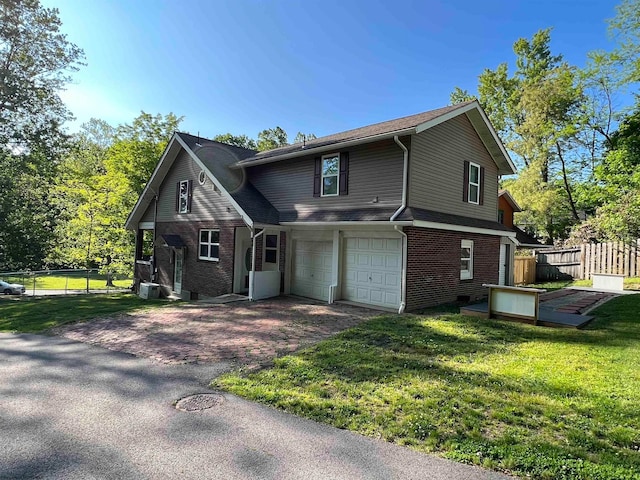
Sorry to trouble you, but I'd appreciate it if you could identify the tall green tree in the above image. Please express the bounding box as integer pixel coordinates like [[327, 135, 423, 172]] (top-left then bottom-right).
[[608, 0, 640, 84], [212, 133, 257, 150], [293, 132, 317, 144], [256, 126, 288, 151], [452, 29, 584, 242], [0, 0, 83, 271], [52, 113, 181, 277], [0, 0, 84, 148]]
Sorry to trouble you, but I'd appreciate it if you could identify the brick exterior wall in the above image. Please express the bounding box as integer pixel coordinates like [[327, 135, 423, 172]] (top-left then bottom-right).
[[134, 262, 152, 291], [140, 222, 289, 298], [405, 227, 500, 311], [153, 220, 245, 298]]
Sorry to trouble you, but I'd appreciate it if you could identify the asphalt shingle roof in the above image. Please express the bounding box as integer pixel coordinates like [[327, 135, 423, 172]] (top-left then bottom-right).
[[235, 101, 476, 165]]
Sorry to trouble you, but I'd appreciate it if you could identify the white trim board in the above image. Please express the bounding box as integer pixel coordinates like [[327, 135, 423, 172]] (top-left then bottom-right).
[[413, 220, 517, 238]]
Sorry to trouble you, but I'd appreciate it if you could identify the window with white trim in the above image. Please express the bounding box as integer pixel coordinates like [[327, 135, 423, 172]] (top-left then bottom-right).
[[199, 229, 219, 261], [178, 180, 190, 213], [262, 233, 279, 271], [468, 163, 480, 204], [460, 239, 473, 280], [321, 153, 339, 196]]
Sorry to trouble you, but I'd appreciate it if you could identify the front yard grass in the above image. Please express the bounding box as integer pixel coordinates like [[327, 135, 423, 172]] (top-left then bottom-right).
[[0, 293, 164, 333], [215, 295, 640, 479], [2, 273, 131, 291]]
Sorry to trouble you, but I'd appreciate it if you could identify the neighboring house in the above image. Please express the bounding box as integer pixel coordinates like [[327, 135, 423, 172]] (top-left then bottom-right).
[[497, 189, 544, 284], [126, 100, 517, 312]]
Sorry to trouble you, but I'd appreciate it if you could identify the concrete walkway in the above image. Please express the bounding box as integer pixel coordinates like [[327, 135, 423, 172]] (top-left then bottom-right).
[[0, 333, 510, 480]]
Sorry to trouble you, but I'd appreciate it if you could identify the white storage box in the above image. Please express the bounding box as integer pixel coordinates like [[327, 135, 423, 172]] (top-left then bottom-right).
[[139, 282, 160, 299]]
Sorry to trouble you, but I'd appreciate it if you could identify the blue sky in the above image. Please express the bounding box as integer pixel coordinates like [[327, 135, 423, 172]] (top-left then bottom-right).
[[44, 0, 620, 140]]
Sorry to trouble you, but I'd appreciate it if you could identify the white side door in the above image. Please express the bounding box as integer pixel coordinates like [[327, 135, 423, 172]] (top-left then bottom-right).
[[174, 249, 183, 294]]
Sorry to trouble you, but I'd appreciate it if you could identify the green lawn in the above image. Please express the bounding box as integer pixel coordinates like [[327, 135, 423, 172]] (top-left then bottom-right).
[[1, 273, 131, 291], [0, 293, 165, 333], [215, 296, 640, 479]]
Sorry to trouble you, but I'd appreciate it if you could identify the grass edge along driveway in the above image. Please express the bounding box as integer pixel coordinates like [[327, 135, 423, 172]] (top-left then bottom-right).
[[0, 293, 165, 333], [215, 295, 640, 480]]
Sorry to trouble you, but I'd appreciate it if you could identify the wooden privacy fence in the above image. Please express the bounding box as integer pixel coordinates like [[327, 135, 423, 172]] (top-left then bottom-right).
[[533, 240, 640, 281], [581, 240, 640, 279], [514, 257, 536, 284], [536, 247, 581, 281]]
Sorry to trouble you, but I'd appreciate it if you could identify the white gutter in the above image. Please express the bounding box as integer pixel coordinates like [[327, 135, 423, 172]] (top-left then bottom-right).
[[390, 135, 409, 221], [249, 227, 264, 301], [230, 128, 415, 170], [280, 221, 412, 227], [394, 225, 407, 314]]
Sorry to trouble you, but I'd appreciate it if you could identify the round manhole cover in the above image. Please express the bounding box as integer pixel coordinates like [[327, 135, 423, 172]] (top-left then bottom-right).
[[175, 393, 224, 412]]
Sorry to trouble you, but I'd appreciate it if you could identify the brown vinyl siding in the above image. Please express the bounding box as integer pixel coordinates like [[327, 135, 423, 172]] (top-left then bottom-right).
[[156, 150, 241, 222], [247, 137, 409, 214], [408, 114, 498, 222]]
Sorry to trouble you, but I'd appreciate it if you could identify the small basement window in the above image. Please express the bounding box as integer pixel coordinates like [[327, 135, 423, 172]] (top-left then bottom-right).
[[199, 229, 220, 261]]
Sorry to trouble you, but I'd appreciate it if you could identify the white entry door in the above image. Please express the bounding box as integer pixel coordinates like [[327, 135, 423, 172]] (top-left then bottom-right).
[[499, 243, 510, 285], [343, 236, 401, 309], [291, 240, 333, 301], [174, 249, 183, 294]]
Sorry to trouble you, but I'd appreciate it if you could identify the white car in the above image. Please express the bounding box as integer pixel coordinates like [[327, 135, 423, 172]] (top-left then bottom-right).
[[0, 280, 26, 295]]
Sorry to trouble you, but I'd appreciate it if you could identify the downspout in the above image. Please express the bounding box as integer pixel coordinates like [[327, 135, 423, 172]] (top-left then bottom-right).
[[394, 225, 407, 314], [390, 135, 409, 221], [391, 135, 409, 313]]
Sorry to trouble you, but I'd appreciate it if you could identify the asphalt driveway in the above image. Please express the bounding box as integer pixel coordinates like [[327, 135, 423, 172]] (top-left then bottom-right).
[[0, 333, 510, 479]]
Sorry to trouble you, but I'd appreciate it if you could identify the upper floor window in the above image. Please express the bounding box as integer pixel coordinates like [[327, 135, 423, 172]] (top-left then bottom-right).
[[460, 239, 474, 280], [176, 180, 192, 213], [314, 152, 349, 198], [199, 229, 219, 261], [498, 209, 505, 224], [468, 162, 480, 204], [463, 161, 483, 205], [322, 153, 339, 196]]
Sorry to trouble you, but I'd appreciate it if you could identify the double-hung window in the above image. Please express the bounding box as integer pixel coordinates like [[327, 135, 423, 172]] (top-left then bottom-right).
[[468, 162, 480, 204], [264, 234, 278, 264], [460, 240, 473, 280], [321, 153, 339, 196], [199, 229, 219, 261]]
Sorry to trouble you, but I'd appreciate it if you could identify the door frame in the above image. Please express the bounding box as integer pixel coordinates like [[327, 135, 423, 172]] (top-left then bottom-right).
[[173, 248, 184, 294], [233, 227, 252, 294]]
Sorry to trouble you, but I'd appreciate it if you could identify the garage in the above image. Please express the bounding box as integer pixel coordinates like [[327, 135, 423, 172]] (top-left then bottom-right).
[[291, 240, 333, 301], [342, 236, 402, 309]]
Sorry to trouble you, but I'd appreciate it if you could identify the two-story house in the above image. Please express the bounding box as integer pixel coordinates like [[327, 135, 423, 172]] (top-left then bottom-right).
[[126, 100, 517, 312]]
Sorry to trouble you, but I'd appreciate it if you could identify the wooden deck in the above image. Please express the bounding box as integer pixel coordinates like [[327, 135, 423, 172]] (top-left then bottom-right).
[[460, 303, 595, 329]]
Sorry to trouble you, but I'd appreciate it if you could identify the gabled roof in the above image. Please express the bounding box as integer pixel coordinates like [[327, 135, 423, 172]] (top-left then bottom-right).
[[231, 100, 516, 175], [513, 226, 543, 247], [499, 189, 522, 212], [125, 132, 278, 230]]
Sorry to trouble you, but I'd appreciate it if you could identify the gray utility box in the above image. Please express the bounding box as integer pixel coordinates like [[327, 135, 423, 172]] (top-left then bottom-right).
[[139, 282, 160, 299]]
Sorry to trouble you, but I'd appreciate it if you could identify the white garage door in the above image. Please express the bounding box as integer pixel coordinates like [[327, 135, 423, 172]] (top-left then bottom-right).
[[343, 236, 401, 309], [291, 240, 333, 301]]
